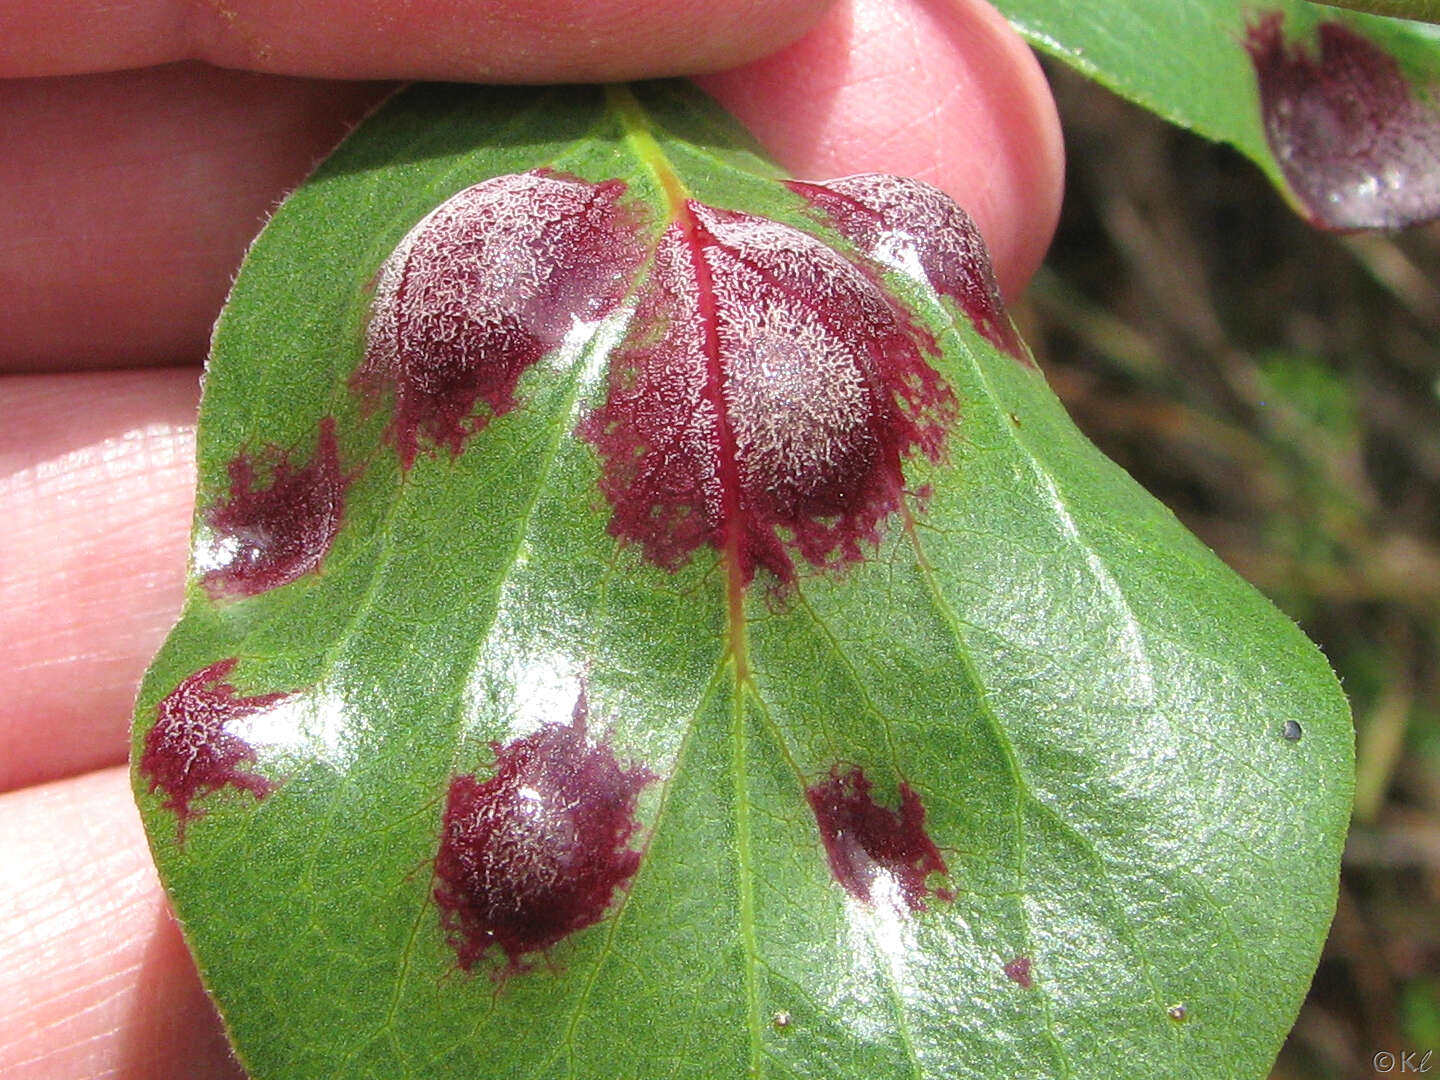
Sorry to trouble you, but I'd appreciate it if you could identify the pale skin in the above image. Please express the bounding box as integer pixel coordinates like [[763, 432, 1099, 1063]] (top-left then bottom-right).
[[0, 1, 1063, 1076]]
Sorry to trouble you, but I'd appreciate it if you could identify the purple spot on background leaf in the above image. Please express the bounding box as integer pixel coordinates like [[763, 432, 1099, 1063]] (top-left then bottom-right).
[[1246, 13, 1440, 230], [433, 692, 655, 974], [140, 659, 291, 838], [201, 417, 352, 599], [1004, 955, 1033, 988], [579, 199, 955, 586], [790, 173, 1025, 361], [356, 171, 643, 468], [806, 766, 952, 911]]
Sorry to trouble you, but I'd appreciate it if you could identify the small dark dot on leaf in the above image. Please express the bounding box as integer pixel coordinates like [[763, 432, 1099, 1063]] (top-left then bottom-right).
[[1282, 720, 1303, 742], [1009, 412, 1022, 426], [1167, 1003, 1188, 1022], [1003, 955, 1033, 988], [772, 1011, 792, 1030]]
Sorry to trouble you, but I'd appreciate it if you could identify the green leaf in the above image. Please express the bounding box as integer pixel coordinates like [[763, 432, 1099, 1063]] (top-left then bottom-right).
[[132, 82, 1353, 1080], [1314, 0, 1440, 24], [990, 0, 1440, 229]]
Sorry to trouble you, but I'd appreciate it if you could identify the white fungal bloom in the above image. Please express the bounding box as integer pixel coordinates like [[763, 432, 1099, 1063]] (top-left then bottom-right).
[[367, 173, 603, 378], [721, 296, 874, 498]]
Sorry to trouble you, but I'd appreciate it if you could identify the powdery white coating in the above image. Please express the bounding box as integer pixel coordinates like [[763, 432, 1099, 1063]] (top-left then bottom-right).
[[433, 693, 655, 974], [356, 172, 641, 467], [1247, 14, 1440, 230], [580, 201, 955, 585], [788, 173, 1024, 360], [201, 417, 352, 599], [721, 297, 874, 501], [139, 659, 292, 839], [706, 208, 895, 509]]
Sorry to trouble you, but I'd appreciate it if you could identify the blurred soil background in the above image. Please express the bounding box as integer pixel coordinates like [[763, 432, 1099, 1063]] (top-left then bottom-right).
[[1021, 63, 1440, 1080]]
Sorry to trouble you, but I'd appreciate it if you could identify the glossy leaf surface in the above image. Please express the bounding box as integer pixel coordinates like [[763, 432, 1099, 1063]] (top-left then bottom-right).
[[132, 82, 1353, 1080], [992, 0, 1440, 229]]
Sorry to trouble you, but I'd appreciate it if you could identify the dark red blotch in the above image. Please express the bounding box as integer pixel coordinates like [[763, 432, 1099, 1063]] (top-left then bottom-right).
[[355, 171, 643, 468], [579, 200, 955, 587], [433, 693, 655, 973], [1004, 955, 1033, 989], [789, 173, 1024, 361], [1246, 13, 1440, 230], [806, 766, 951, 911], [139, 659, 290, 838], [202, 417, 352, 599]]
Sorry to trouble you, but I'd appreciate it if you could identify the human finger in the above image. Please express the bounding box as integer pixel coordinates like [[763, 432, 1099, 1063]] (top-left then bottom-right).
[[0, 766, 244, 1080], [0, 68, 388, 371], [2, 1, 1059, 372], [0, 369, 197, 792], [0, 0, 835, 81]]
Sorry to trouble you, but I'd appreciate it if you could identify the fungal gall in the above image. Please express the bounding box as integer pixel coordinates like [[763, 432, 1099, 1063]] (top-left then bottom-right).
[[201, 417, 352, 599], [139, 659, 291, 837], [1004, 955, 1033, 989], [433, 692, 655, 973], [806, 766, 951, 911], [1246, 14, 1440, 229], [580, 200, 955, 586], [356, 171, 642, 467], [790, 173, 1024, 360]]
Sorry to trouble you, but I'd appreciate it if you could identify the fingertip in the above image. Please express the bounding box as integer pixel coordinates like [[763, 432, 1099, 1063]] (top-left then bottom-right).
[[0, 370, 198, 791], [2, 0, 837, 81], [700, 0, 1064, 298], [0, 768, 244, 1080], [0, 67, 388, 371]]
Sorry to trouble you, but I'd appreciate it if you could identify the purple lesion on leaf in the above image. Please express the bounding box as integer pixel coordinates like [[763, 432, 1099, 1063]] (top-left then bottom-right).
[[1004, 955, 1033, 988], [433, 691, 655, 975], [1245, 12, 1440, 230], [578, 199, 956, 587], [789, 173, 1026, 362], [201, 416, 353, 599], [139, 659, 292, 839], [354, 171, 644, 469], [806, 765, 952, 912]]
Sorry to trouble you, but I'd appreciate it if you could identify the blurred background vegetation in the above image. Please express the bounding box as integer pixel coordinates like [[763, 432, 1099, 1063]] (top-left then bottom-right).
[[1022, 63, 1440, 1079]]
